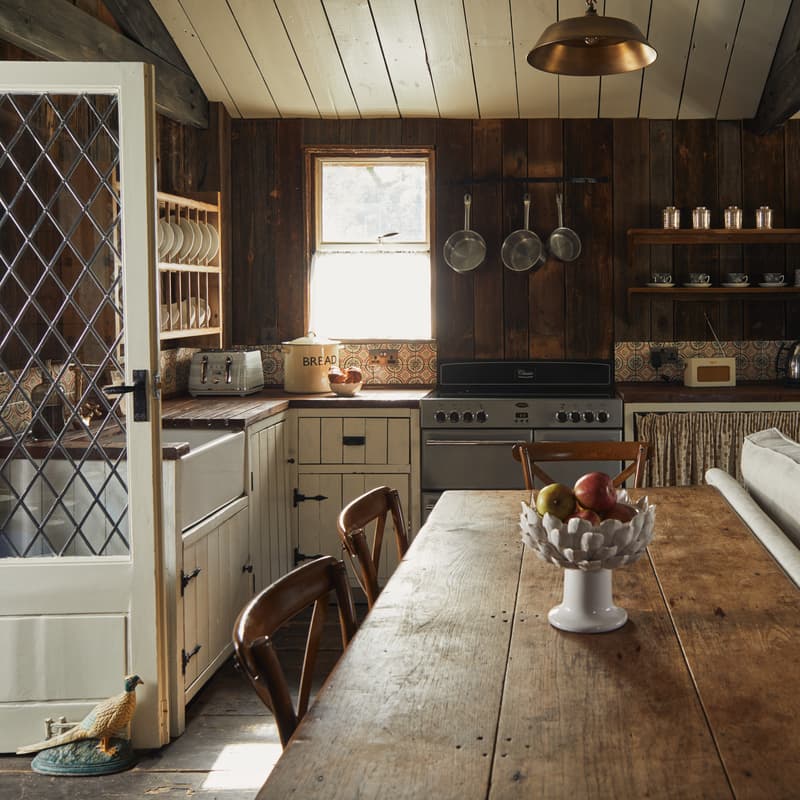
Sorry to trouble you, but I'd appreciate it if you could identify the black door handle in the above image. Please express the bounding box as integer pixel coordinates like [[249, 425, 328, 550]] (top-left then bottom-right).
[[102, 369, 148, 421]]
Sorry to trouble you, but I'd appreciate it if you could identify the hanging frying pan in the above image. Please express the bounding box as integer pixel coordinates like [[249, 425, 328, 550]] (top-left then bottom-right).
[[443, 193, 486, 273], [501, 194, 545, 272], [548, 192, 581, 262]]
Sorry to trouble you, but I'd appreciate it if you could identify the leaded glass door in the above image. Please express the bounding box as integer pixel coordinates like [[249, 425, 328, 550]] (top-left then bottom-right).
[[0, 62, 167, 750]]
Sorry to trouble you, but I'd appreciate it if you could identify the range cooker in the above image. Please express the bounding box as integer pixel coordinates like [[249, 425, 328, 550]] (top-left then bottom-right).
[[420, 360, 623, 522]]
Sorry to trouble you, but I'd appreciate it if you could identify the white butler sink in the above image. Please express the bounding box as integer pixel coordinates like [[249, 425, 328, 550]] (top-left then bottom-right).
[[161, 428, 245, 530]]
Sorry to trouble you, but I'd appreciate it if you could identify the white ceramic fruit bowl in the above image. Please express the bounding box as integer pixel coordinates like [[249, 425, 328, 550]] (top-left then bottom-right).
[[520, 489, 655, 572], [329, 380, 363, 396]]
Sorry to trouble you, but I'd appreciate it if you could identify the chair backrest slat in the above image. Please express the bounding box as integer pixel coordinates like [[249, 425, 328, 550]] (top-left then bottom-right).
[[337, 486, 409, 608], [233, 555, 356, 748], [511, 441, 651, 491]]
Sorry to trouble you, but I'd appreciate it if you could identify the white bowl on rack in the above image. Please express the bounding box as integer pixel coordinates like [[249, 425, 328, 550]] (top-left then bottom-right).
[[206, 224, 220, 260], [187, 220, 205, 262], [157, 219, 173, 259], [196, 222, 213, 262]]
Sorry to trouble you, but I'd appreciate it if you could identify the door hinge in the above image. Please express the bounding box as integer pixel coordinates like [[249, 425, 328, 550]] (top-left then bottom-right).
[[293, 487, 328, 507], [181, 567, 202, 595], [294, 546, 323, 566], [182, 644, 201, 674]]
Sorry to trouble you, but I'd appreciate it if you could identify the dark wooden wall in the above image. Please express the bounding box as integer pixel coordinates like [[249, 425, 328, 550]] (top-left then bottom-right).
[[227, 118, 800, 359]]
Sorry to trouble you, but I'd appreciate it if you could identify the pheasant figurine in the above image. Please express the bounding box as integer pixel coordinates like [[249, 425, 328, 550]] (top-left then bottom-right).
[[17, 675, 142, 757]]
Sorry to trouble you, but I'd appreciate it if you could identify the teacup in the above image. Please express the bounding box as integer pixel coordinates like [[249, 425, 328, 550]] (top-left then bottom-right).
[[726, 273, 749, 284], [652, 272, 672, 284], [689, 272, 711, 285], [763, 272, 784, 284]]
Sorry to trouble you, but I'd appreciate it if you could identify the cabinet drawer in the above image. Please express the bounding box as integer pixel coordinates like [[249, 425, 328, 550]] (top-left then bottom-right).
[[298, 417, 410, 466]]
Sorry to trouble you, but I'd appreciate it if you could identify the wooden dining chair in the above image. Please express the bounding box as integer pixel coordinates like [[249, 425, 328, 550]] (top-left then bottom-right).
[[337, 485, 409, 608], [232, 555, 357, 748], [511, 440, 651, 490]]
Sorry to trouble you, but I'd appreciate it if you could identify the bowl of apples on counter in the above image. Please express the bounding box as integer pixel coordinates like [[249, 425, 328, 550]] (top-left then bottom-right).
[[328, 366, 363, 396], [520, 472, 655, 634]]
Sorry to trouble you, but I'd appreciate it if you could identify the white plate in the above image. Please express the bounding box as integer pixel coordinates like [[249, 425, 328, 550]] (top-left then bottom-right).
[[721, 282, 749, 288], [187, 220, 205, 262], [683, 282, 713, 287], [196, 222, 213, 262], [206, 225, 220, 261], [158, 219, 174, 259], [758, 282, 786, 287], [167, 220, 184, 259], [177, 218, 196, 262], [645, 282, 674, 288]]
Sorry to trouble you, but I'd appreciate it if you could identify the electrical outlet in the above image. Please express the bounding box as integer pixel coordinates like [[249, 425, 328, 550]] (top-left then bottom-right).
[[649, 347, 680, 369], [369, 348, 398, 366]]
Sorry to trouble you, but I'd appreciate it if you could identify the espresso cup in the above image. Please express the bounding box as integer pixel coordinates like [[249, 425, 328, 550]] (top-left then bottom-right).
[[763, 272, 784, 284], [726, 273, 749, 283], [652, 272, 672, 284], [689, 272, 711, 284]]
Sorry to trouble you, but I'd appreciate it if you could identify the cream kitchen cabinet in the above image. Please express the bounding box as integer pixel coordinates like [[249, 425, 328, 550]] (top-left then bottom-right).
[[247, 412, 293, 592], [167, 496, 251, 737], [289, 408, 420, 588]]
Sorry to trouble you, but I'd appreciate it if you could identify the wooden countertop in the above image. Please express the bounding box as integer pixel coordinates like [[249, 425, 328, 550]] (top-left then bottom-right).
[[616, 380, 800, 403], [161, 387, 431, 429], [257, 487, 800, 799]]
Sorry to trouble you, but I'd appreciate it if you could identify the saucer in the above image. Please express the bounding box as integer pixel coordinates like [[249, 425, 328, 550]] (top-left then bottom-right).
[[684, 282, 712, 287], [758, 282, 786, 287], [722, 282, 749, 288], [646, 282, 675, 288]]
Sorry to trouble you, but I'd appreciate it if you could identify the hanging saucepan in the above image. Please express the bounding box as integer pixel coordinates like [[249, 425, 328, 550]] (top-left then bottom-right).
[[548, 192, 581, 262], [443, 193, 486, 273], [501, 194, 545, 272]]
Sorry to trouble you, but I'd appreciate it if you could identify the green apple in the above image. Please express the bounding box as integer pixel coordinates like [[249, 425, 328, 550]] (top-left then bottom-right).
[[535, 483, 576, 521]]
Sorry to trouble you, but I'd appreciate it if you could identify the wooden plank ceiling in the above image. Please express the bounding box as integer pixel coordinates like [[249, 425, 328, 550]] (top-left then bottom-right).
[[150, 0, 791, 120]]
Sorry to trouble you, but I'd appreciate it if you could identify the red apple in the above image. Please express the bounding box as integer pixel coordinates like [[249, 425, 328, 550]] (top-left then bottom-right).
[[535, 483, 576, 521], [573, 472, 616, 513], [603, 502, 638, 523], [328, 368, 347, 384], [345, 367, 363, 384], [567, 506, 602, 525]]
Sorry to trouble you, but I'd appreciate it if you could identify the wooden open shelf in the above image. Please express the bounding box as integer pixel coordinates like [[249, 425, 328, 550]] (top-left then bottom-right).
[[629, 286, 800, 298], [627, 228, 800, 245]]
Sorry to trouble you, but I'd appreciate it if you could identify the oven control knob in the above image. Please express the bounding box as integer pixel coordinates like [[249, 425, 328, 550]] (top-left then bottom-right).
[[462, 411, 474, 423], [597, 410, 609, 423], [555, 410, 568, 423], [435, 410, 447, 424], [582, 411, 595, 423], [569, 411, 581, 423], [476, 410, 488, 423], [449, 411, 460, 423]]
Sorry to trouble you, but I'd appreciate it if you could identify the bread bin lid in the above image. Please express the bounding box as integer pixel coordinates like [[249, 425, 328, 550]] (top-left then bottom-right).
[[282, 331, 339, 346]]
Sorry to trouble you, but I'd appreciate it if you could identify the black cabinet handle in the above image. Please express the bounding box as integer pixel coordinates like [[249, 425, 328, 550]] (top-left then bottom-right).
[[182, 644, 201, 673], [343, 435, 366, 446]]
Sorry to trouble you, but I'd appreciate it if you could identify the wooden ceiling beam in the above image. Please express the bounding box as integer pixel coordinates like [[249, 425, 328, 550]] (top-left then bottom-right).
[[750, 0, 800, 135], [0, 0, 208, 128], [101, 0, 191, 75]]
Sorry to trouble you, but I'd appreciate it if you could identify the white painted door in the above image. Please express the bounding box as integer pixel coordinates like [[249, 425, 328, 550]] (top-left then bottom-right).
[[0, 63, 167, 750]]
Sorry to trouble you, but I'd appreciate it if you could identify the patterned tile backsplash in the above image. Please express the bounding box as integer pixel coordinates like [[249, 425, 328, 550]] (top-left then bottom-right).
[[158, 341, 438, 397], [615, 340, 789, 382]]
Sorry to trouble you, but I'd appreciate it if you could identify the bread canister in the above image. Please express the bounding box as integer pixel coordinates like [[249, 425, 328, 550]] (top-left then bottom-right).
[[281, 331, 341, 393]]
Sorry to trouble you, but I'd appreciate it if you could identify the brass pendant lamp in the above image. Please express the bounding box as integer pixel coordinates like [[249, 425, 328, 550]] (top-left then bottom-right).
[[528, 0, 657, 76]]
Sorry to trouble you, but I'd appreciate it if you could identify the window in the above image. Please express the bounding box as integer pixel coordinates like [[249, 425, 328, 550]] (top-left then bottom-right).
[[308, 151, 432, 340]]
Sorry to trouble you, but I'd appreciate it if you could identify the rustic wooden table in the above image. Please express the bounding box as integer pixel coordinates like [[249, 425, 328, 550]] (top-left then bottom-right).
[[257, 487, 800, 799]]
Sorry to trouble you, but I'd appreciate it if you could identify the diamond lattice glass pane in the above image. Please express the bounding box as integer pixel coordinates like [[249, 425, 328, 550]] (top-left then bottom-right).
[[1, 92, 128, 559]]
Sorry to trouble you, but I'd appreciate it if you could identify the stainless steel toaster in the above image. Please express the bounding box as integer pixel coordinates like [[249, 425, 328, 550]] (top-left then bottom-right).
[[188, 349, 264, 396]]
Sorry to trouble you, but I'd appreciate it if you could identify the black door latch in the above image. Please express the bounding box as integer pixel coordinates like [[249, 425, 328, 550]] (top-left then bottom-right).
[[102, 369, 148, 421]]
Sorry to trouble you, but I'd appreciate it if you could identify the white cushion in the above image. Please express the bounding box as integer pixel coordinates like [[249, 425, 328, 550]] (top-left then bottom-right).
[[706, 468, 800, 587], [741, 428, 800, 549]]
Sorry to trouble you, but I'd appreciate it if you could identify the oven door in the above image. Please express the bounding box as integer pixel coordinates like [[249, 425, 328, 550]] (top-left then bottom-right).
[[532, 428, 623, 489], [421, 429, 532, 491]]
